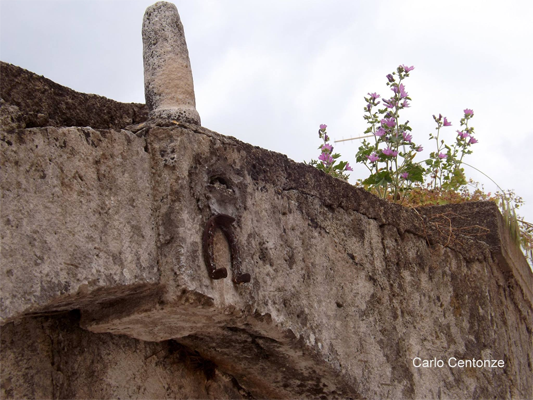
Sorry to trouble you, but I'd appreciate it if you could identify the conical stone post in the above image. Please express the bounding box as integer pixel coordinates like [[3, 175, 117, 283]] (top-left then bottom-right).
[[142, 1, 201, 125]]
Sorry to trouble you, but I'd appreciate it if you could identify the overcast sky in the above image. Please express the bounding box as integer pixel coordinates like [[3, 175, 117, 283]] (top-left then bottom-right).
[[1, 0, 532, 224]]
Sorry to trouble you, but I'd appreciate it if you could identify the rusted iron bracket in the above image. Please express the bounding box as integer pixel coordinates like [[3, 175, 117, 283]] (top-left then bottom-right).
[[202, 214, 251, 284]]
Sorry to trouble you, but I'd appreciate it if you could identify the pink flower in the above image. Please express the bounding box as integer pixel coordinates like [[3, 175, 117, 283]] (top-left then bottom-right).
[[321, 143, 333, 152], [386, 74, 395, 83], [319, 124, 327, 130], [392, 83, 408, 98], [443, 117, 452, 127], [402, 132, 412, 142], [416, 146, 423, 152], [382, 147, 398, 157], [469, 137, 478, 144], [383, 98, 396, 109], [345, 163, 353, 171], [400, 172, 409, 179], [457, 130, 469, 140], [402, 65, 415, 72], [319, 152, 334, 164], [366, 103, 372, 112], [400, 85, 408, 98], [367, 153, 379, 162], [368, 93, 380, 100], [464, 109, 473, 116], [381, 118, 396, 128], [375, 127, 386, 137], [401, 99, 410, 108], [438, 152, 447, 159]]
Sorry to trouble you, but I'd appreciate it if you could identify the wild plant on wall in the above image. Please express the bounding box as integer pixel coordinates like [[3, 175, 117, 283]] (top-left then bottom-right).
[[309, 65, 533, 266]]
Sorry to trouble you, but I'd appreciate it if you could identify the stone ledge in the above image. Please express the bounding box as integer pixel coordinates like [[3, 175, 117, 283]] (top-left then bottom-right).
[[0, 61, 148, 130]]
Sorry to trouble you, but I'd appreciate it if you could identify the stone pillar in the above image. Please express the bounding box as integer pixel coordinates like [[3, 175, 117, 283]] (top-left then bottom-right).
[[142, 1, 201, 125]]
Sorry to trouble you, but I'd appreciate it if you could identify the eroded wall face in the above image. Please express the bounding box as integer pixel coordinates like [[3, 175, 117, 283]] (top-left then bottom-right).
[[0, 127, 159, 322], [1, 120, 532, 399], [0, 61, 148, 130], [0, 312, 248, 399], [137, 125, 532, 399]]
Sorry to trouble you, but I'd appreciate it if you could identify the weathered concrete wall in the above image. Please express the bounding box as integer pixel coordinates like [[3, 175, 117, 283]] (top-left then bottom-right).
[[0, 124, 158, 321], [0, 61, 148, 130], [1, 63, 532, 399], [1, 311, 250, 399]]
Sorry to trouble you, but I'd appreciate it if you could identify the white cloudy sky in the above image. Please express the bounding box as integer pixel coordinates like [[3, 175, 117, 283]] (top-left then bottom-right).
[[1, 0, 532, 223]]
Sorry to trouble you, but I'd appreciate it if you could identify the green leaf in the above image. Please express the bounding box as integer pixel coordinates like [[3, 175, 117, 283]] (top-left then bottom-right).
[[363, 170, 392, 186], [335, 161, 348, 170], [404, 164, 425, 182], [362, 176, 376, 185]]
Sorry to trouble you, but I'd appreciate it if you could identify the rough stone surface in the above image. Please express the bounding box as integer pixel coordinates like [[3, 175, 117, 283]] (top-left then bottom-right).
[[0, 61, 148, 130], [143, 2, 201, 125], [0, 124, 158, 323], [1, 65, 532, 399], [419, 201, 533, 303], [80, 122, 531, 399], [0, 311, 250, 399]]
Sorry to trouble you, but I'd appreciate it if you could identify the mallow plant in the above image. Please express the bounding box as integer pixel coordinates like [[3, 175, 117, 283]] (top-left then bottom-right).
[[427, 109, 478, 191], [355, 65, 425, 200], [307, 124, 353, 181], [309, 64, 532, 267], [354, 65, 479, 201], [311, 65, 477, 198]]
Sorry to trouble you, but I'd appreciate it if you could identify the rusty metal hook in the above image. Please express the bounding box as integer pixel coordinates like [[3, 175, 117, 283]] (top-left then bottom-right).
[[202, 214, 251, 284]]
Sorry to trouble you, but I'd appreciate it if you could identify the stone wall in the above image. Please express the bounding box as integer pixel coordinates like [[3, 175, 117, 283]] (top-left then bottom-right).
[[0, 61, 148, 131], [1, 311, 251, 399], [1, 63, 532, 399]]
